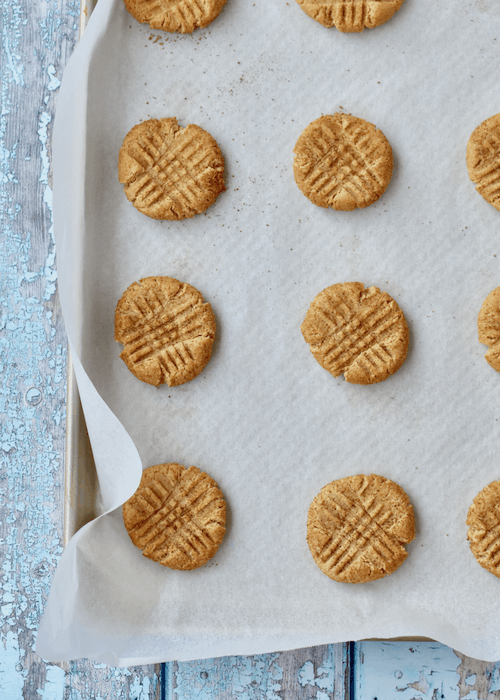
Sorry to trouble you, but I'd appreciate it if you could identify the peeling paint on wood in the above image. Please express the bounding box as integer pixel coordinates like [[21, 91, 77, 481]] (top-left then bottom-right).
[[355, 642, 462, 699], [57, 662, 159, 699], [0, 0, 160, 696], [455, 651, 500, 700], [172, 645, 348, 700], [355, 642, 500, 700]]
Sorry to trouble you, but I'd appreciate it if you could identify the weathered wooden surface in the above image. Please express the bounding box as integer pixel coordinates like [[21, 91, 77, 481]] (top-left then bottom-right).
[[355, 642, 500, 700], [0, 0, 161, 696], [2, 0, 500, 697], [171, 645, 348, 699]]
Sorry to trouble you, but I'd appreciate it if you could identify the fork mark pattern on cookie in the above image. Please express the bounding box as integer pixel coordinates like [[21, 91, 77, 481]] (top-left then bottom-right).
[[125, 465, 226, 569], [467, 114, 500, 211], [307, 474, 414, 583], [474, 523, 500, 569], [119, 119, 224, 220], [472, 131, 500, 207], [467, 481, 500, 576], [299, 121, 385, 208], [314, 297, 400, 376], [127, 130, 213, 218], [115, 277, 215, 387], [296, 0, 404, 31], [124, 0, 226, 33], [301, 283, 408, 384], [294, 114, 393, 211], [316, 491, 403, 580]]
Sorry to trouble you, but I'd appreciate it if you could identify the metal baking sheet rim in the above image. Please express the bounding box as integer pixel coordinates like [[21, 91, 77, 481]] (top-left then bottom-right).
[[63, 0, 432, 647], [63, 0, 102, 551]]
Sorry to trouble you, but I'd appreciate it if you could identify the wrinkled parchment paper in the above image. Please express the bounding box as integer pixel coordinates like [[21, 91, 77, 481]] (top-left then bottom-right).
[[37, 0, 500, 664]]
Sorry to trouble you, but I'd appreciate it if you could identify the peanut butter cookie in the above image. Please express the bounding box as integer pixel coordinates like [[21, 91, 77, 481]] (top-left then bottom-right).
[[467, 480, 500, 578], [307, 474, 415, 583], [123, 0, 228, 33], [466, 113, 500, 212], [123, 463, 226, 569], [295, 0, 405, 32], [115, 276, 216, 387], [478, 287, 500, 373], [293, 114, 393, 211], [118, 118, 225, 220], [301, 282, 409, 385]]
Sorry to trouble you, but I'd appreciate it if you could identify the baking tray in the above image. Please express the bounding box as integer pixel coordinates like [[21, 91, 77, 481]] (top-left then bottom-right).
[[61, 0, 432, 648]]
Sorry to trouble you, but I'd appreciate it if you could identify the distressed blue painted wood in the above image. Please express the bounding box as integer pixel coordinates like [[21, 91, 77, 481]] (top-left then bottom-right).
[[2, 0, 500, 698], [0, 0, 161, 696], [171, 644, 348, 699], [355, 642, 500, 700]]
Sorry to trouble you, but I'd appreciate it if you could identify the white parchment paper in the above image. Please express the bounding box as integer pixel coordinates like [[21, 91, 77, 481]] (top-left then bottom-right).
[[37, 0, 500, 664]]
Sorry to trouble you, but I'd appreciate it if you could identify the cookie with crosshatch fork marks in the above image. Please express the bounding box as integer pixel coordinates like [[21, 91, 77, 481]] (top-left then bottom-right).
[[295, 0, 404, 32], [123, 463, 226, 569], [478, 286, 500, 373], [122, 0, 228, 33], [301, 282, 409, 385], [307, 474, 415, 583], [466, 480, 500, 578], [118, 118, 225, 220], [467, 113, 500, 212], [293, 113, 393, 211], [115, 276, 216, 387]]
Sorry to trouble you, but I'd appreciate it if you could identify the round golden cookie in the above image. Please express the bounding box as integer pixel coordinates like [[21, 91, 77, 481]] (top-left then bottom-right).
[[295, 0, 405, 32], [293, 114, 393, 211], [307, 474, 415, 583], [478, 287, 500, 373], [466, 480, 500, 578], [466, 113, 500, 212], [118, 118, 225, 220], [115, 276, 216, 387], [123, 0, 228, 33], [123, 463, 226, 569], [301, 282, 409, 385]]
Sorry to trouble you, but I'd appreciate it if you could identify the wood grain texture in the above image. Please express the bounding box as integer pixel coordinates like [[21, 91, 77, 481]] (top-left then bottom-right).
[[355, 642, 500, 700], [171, 645, 348, 699], [0, 0, 160, 696]]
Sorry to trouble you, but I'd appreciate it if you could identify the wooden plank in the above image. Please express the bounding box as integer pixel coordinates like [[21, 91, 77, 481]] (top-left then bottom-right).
[[354, 641, 500, 700], [354, 641, 461, 699], [454, 651, 500, 700], [60, 662, 161, 699], [170, 644, 349, 699], [0, 0, 160, 696]]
